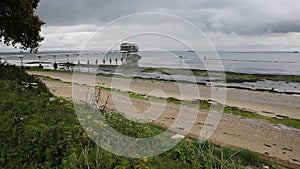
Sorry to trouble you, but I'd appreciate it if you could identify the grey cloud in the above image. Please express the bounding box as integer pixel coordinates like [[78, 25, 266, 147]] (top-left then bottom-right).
[[36, 0, 300, 36], [265, 21, 300, 34]]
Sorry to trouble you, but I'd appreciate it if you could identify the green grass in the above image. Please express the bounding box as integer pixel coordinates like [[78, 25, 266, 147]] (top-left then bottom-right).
[[97, 86, 300, 129], [75, 102, 275, 168], [223, 106, 300, 129], [110, 88, 300, 129], [269, 117, 300, 129], [34, 74, 66, 82], [32, 71, 300, 130], [0, 65, 80, 168], [33, 71, 300, 130], [0, 64, 282, 168]]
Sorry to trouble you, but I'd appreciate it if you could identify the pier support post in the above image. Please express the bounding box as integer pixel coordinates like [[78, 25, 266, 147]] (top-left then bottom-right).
[[37, 56, 43, 69], [53, 55, 58, 70], [19, 56, 24, 68], [87, 59, 90, 73], [53, 55, 57, 63], [66, 54, 69, 64], [66, 54, 71, 71], [76, 54, 80, 71]]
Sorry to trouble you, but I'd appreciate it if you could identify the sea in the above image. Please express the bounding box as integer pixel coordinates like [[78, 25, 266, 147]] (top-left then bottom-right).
[[1, 51, 299, 94], [1, 51, 299, 75]]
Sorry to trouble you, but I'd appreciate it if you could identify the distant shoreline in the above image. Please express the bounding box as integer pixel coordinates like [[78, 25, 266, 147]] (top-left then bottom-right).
[[1, 50, 299, 55]]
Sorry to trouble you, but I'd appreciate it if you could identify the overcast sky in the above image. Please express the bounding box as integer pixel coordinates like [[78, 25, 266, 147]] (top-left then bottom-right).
[[2, 0, 300, 51]]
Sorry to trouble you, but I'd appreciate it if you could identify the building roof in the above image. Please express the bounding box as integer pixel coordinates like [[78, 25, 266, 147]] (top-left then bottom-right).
[[120, 42, 139, 52]]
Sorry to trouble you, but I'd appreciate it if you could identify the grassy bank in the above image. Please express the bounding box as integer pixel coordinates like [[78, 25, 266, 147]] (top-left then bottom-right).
[[0, 64, 280, 168]]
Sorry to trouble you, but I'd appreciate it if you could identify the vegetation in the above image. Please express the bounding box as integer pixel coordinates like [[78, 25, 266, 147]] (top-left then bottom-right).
[[96, 87, 300, 129], [140, 67, 300, 83], [28, 65, 300, 84], [31, 70, 300, 129], [0, 0, 44, 52], [0, 64, 280, 168]]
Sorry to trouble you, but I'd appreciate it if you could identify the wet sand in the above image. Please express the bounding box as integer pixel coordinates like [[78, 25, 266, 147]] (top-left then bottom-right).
[[28, 71, 300, 120]]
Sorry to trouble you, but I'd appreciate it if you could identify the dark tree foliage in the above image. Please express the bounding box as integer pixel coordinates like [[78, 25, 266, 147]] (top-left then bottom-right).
[[0, 0, 44, 53]]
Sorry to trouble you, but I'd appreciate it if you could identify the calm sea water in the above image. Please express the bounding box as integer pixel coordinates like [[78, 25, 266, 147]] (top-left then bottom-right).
[[1, 51, 300, 75], [137, 51, 300, 75], [1, 51, 300, 93]]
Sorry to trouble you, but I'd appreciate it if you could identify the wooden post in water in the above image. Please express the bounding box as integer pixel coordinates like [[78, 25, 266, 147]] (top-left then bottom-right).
[[66, 54, 69, 63], [38, 56, 41, 64], [53, 55, 57, 63], [114, 51, 117, 65], [75, 54, 79, 64], [37, 56, 43, 69], [19, 56, 24, 68], [66, 54, 70, 71], [87, 59, 90, 73], [121, 51, 127, 65], [76, 54, 80, 71], [53, 55, 58, 70], [120, 51, 123, 64], [76, 54, 80, 64]]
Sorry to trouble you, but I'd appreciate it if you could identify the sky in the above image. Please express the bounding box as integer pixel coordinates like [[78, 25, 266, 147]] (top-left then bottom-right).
[[2, 0, 300, 52]]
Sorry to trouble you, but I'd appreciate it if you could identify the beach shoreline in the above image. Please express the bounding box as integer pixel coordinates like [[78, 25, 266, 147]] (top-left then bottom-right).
[[28, 70, 300, 120], [33, 72, 300, 167]]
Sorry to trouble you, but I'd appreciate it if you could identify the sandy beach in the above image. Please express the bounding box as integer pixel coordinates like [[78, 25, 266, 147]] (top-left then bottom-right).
[[3, 0, 300, 168], [28, 71, 300, 120], [27, 70, 300, 167]]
